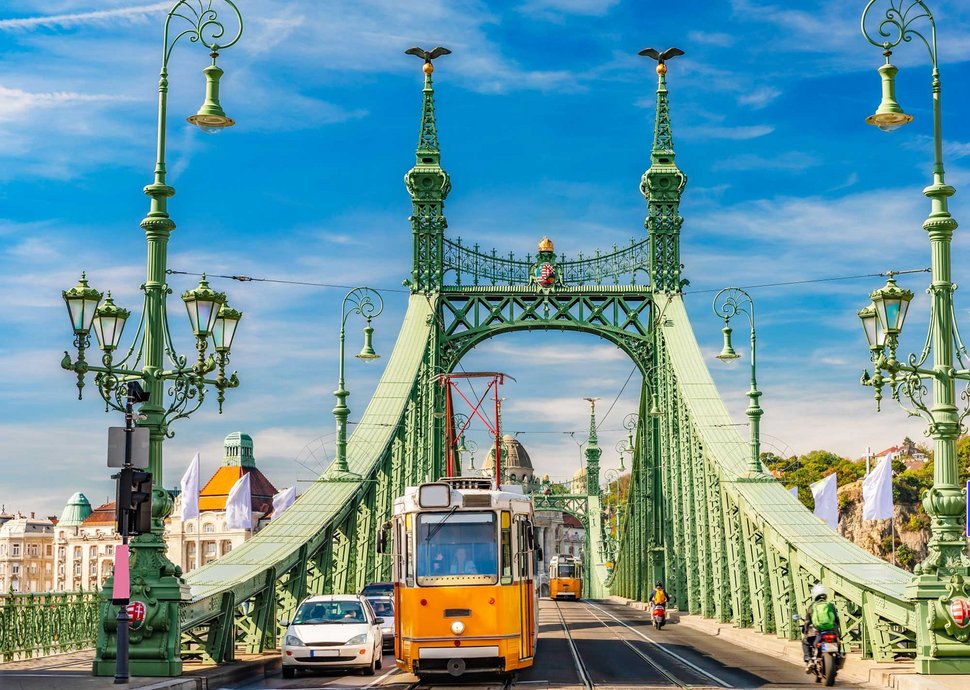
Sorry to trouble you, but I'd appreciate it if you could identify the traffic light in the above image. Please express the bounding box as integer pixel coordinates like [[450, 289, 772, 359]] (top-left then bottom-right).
[[115, 466, 153, 536]]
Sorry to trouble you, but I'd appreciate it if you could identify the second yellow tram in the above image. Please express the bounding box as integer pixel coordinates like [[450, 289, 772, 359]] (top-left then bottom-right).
[[548, 554, 582, 600], [385, 478, 539, 679]]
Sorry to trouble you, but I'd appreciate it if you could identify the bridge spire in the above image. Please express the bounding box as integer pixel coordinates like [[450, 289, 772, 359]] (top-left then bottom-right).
[[583, 397, 602, 496], [404, 47, 452, 292], [639, 48, 688, 294]]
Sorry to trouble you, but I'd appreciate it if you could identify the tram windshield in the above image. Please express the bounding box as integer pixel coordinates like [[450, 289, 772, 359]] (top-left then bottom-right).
[[557, 563, 579, 579], [416, 512, 498, 584]]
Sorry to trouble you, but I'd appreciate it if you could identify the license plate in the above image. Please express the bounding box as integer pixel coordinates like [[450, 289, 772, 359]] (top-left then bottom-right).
[[822, 643, 838, 652], [309, 649, 339, 657]]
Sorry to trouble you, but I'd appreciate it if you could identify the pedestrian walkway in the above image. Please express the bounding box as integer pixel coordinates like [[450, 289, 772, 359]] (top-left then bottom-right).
[[0, 650, 280, 690]]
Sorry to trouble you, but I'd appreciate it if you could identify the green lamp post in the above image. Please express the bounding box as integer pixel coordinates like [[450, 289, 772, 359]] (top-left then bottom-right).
[[859, 0, 970, 673], [330, 287, 384, 477], [712, 287, 766, 479], [59, 1, 244, 677]]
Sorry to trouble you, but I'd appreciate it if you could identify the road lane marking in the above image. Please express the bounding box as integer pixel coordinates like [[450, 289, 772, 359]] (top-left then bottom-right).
[[583, 600, 733, 688]]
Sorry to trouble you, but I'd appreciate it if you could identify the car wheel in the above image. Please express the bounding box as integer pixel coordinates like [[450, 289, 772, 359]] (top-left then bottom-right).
[[282, 666, 295, 679], [363, 654, 377, 676]]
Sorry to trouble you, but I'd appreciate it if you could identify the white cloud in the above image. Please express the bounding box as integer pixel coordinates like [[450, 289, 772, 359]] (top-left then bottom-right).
[[0, 3, 169, 32], [680, 124, 774, 140], [713, 151, 820, 172], [738, 86, 781, 109], [517, 0, 620, 19], [687, 31, 735, 47]]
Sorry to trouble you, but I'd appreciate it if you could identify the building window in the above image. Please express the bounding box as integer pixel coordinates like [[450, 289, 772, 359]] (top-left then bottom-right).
[[203, 523, 216, 534], [12, 543, 20, 557], [73, 546, 82, 560], [205, 542, 217, 557], [89, 545, 98, 559], [74, 563, 81, 576], [221, 540, 232, 556], [12, 564, 20, 575], [89, 562, 98, 576], [105, 545, 113, 555], [28, 544, 39, 557], [46, 544, 53, 557], [0, 544, 5, 556]]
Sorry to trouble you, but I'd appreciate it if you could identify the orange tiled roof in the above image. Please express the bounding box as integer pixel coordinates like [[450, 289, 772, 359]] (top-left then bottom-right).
[[83, 502, 117, 526], [198, 466, 277, 514]]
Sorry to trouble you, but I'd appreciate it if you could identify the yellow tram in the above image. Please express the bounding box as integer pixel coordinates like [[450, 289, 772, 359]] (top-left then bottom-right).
[[548, 554, 582, 600], [384, 478, 539, 679]]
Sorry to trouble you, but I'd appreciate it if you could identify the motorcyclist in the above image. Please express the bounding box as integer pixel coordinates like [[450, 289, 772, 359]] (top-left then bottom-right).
[[802, 584, 841, 673], [649, 581, 668, 606]]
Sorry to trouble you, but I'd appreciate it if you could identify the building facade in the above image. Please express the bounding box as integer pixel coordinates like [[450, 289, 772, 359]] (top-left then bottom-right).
[[54, 498, 121, 593], [0, 514, 56, 593], [165, 432, 278, 573]]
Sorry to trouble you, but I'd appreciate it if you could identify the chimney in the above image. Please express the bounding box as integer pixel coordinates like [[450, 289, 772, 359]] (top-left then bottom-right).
[[31, 512, 35, 519]]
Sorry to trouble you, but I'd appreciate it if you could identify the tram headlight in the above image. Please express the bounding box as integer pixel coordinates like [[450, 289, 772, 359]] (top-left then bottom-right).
[[451, 620, 465, 635], [284, 634, 303, 647], [346, 633, 369, 645]]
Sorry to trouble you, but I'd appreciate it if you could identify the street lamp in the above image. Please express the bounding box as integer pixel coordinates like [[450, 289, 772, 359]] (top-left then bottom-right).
[[331, 287, 384, 476], [858, 4, 970, 664], [58, 1, 244, 677], [712, 287, 765, 479]]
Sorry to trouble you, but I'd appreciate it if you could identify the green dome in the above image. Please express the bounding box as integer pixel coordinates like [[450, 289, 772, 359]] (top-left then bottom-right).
[[59, 492, 92, 527]]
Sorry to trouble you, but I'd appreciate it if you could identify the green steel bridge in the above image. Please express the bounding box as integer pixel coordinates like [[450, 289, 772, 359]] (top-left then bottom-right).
[[91, 56, 970, 676]]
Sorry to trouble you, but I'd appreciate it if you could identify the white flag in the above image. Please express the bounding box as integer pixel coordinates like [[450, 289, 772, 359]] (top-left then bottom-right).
[[180, 453, 201, 522], [225, 473, 252, 530], [272, 486, 297, 518], [788, 486, 799, 499], [863, 454, 894, 520], [811, 473, 839, 531]]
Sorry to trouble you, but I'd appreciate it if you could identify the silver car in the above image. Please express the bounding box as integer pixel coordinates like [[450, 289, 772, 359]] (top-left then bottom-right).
[[366, 596, 395, 650], [281, 594, 384, 678]]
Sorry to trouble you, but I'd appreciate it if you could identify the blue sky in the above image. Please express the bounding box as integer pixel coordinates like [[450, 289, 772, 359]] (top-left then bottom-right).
[[2, 0, 970, 519]]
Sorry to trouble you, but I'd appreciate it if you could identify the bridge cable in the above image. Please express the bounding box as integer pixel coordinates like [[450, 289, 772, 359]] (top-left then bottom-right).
[[684, 267, 929, 294]]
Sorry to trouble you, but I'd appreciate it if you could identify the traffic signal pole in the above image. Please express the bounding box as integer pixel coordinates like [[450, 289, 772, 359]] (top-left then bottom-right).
[[112, 381, 151, 684]]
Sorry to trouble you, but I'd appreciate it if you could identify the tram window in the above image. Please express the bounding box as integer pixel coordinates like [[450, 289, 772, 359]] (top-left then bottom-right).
[[415, 512, 498, 584], [500, 512, 512, 585], [558, 564, 577, 578]]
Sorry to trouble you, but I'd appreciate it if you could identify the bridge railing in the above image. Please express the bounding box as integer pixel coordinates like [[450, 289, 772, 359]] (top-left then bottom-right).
[[442, 236, 650, 287], [611, 294, 917, 663], [0, 590, 100, 662]]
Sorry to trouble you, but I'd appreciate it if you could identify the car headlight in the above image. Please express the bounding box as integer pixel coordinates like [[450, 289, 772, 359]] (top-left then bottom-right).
[[284, 634, 303, 647], [345, 633, 368, 645]]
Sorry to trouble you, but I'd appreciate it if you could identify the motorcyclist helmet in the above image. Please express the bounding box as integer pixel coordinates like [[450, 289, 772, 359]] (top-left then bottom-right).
[[811, 584, 828, 601], [655, 581, 664, 588]]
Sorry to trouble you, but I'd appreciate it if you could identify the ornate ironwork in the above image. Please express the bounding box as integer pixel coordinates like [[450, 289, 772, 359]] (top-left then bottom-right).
[[442, 237, 651, 288], [0, 591, 101, 662]]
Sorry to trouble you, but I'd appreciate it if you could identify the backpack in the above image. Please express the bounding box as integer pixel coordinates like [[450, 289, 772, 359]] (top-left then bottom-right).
[[654, 589, 667, 604], [812, 601, 836, 631]]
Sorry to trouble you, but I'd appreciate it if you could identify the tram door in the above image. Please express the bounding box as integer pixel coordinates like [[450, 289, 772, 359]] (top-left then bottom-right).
[[516, 517, 536, 660]]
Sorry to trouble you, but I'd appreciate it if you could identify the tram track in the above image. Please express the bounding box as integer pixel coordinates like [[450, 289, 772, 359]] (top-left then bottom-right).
[[547, 599, 733, 689], [582, 601, 732, 688], [553, 599, 594, 690]]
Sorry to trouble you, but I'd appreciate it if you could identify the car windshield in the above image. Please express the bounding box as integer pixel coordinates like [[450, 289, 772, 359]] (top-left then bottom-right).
[[416, 511, 497, 584], [293, 601, 366, 624], [368, 599, 394, 618], [361, 583, 393, 596]]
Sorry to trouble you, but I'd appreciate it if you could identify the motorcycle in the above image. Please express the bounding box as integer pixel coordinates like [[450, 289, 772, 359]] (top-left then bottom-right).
[[651, 602, 666, 630], [809, 629, 844, 686], [794, 614, 843, 686]]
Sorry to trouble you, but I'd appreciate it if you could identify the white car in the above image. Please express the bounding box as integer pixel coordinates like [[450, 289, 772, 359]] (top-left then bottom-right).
[[366, 595, 395, 650], [281, 594, 384, 678]]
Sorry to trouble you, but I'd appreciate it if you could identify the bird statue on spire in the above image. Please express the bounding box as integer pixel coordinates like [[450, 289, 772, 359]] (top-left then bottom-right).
[[639, 47, 684, 75], [405, 46, 452, 73]]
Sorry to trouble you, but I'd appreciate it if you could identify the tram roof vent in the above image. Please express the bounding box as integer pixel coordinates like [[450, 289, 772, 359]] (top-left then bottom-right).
[[439, 477, 493, 491]]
